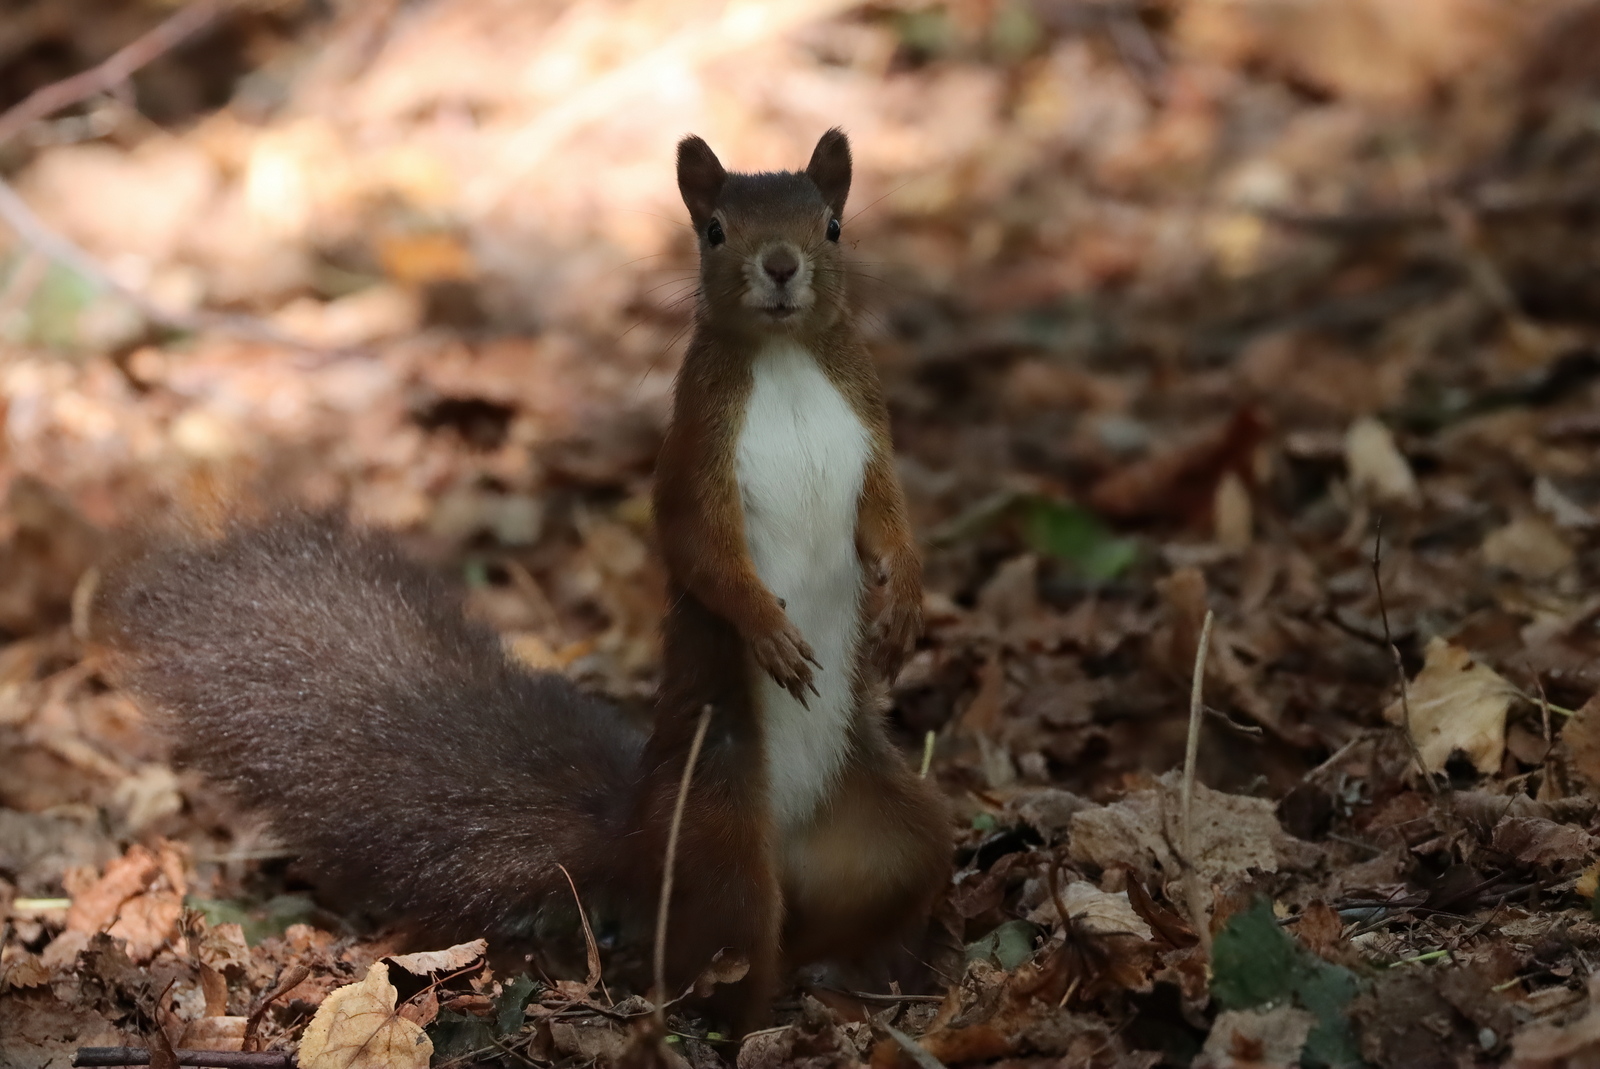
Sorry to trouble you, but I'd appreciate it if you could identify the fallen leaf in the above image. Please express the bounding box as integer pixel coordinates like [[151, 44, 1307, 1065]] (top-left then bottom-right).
[[1509, 974, 1600, 1067], [297, 962, 433, 1069], [177, 1017, 247, 1051], [1198, 1005, 1316, 1069], [1560, 692, 1600, 790], [1029, 881, 1154, 941], [1214, 470, 1253, 551], [1384, 637, 1514, 774], [1068, 772, 1292, 885], [1492, 816, 1597, 865], [1090, 407, 1267, 523], [1212, 899, 1364, 1068], [1483, 515, 1575, 581], [386, 939, 487, 977], [1345, 416, 1418, 505]]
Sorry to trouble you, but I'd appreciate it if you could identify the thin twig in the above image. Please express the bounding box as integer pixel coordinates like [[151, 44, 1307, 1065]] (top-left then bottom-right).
[[1180, 609, 1215, 962], [71, 1049, 293, 1068], [242, 965, 309, 1053], [653, 703, 714, 1018], [0, 177, 344, 356], [1302, 731, 1376, 784], [0, 1, 227, 149], [1371, 522, 1440, 795], [0, 0, 353, 359]]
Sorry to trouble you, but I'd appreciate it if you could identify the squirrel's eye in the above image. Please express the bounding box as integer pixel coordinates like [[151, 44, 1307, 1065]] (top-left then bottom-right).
[[706, 219, 725, 246], [826, 218, 841, 242]]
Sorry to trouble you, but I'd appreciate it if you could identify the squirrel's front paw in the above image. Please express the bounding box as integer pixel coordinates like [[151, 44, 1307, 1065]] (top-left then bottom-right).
[[871, 585, 923, 679], [748, 617, 821, 706]]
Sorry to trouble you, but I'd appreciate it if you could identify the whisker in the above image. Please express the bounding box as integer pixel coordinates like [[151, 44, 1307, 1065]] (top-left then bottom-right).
[[844, 179, 915, 226]]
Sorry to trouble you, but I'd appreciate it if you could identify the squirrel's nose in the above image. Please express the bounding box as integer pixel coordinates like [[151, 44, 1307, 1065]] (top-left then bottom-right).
[[762, 248, 799, 285]]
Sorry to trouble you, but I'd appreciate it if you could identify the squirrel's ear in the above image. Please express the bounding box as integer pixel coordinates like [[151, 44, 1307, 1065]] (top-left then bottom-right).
[[677, 135, 726, 227], [805, 127, 851, 218]]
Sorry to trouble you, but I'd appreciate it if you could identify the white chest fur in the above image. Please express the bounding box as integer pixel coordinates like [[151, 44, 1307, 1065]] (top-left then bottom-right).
[[736, 339, 871, 831]]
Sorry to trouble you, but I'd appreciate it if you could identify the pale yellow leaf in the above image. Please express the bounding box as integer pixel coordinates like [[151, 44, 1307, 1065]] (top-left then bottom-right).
[[297, 962, 433, 1069], [1482, 514, 1574, 581], [388, 939, 488, 977], [1345, 417, 1418, 504], [1384, 637, 1512, 774]]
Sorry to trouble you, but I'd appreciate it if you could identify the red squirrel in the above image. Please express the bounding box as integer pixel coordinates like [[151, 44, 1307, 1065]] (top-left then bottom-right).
[[95, 129, 948, 1030], [649, 128, 949, 1010]]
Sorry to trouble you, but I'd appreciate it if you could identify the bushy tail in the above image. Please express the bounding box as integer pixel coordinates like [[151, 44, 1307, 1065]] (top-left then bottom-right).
[[95, 512, 643, 944]]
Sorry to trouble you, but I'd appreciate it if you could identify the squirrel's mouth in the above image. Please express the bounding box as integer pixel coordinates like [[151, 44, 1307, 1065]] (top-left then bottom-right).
[[762, 304, 799, 320]]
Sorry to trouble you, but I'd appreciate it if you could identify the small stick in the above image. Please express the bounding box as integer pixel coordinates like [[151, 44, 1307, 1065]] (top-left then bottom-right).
[[242, 964, 309, 1053], [71, 1050, 293, 1068], [1180, 609, 1215, 961], [653, 703, 714, 1017], [555, 864, 603, 997], [1301, 731, 1376, 784], [0, 1, 226, 148], [1371, 523, 1440, 795]]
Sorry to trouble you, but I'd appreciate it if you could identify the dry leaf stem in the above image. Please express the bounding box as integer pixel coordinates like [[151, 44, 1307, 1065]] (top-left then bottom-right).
[[1180, 608, 1215, 962], [1371, 525, 1441, 796], [653, 703, 713, 1017]]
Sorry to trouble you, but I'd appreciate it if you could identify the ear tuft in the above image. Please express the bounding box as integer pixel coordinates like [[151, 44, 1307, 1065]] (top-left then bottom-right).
[[677, 135, 726, 227], [805, 127, 851, 217]]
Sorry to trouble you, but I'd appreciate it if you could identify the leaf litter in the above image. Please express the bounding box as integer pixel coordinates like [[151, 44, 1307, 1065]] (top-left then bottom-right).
[[2, 0, 1600, 1067]]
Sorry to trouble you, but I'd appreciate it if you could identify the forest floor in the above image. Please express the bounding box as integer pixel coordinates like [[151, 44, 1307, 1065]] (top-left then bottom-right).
[[3, 1, 1600, 1067]]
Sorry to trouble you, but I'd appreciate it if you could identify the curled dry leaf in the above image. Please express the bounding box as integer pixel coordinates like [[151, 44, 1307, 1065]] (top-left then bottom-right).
[[1345, 416, 1418, 505], [1029, 880, 1153, 941], [386, 938, 487, 976], [1384, 637, 1513, 775], [297, 962, 433, 1069]]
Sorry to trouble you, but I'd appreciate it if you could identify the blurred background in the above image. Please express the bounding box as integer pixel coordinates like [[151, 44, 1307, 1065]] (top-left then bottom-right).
[[3, 0, 1600, 1061], [6, 0, 1600, 830]]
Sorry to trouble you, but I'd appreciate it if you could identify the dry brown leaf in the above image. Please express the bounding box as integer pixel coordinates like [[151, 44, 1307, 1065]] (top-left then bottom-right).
[[1384, 637, 1513, 774], [1345, 417, 1418, 505], [0, 953, 51, 990], [1068, 772, 1289, 885], [1214, 471, 1253, 551], [1197, 1005, 1315, 1069], [1483, 515, 1575, 581], [297, 962, 433, 1069], [1492, 817, 1597, 865], [386, 939, 487, 977], [1090, 407, 1267, 522], [1028, 881, 1154, 941], [397, 988, 439, 1029], [63, 843, 161, 933], [1510, 974, 1600, 1067], [1561, 693, 1600, 790], [177, 1017, 247, 1051]]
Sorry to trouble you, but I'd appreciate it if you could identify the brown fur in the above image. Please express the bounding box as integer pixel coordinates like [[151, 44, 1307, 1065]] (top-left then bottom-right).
[[653, 129, 950, 1004], [94, 514, 653, 977]]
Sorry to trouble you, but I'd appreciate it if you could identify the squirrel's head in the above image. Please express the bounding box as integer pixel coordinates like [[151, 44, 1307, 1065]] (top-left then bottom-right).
[[677, 128, 852, 337]]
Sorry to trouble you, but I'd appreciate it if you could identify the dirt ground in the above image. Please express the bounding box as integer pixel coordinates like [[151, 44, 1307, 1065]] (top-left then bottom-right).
[[2, 1, 1600, 1066]]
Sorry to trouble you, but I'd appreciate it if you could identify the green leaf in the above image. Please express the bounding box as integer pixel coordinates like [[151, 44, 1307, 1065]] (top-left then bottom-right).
[[495, 974, 539, 1036], [427, 1010, 497, 1061], [965, 919, 1039, 971], [1212, 899, 1367, 1069], [185, 893, 320, 946], [1022, 498, 1138, 581]]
